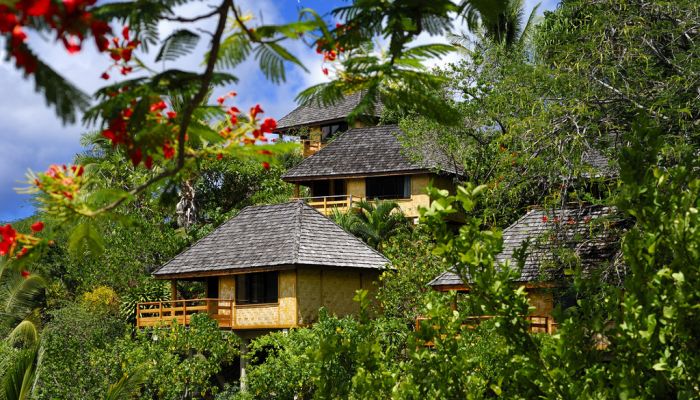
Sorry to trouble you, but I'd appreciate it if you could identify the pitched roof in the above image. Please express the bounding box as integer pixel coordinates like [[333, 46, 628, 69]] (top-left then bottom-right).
[[429, 205, 624, 287], [153, 201, 390, 278], [277, 92, 383, 131], [282, 125, 464, 181]]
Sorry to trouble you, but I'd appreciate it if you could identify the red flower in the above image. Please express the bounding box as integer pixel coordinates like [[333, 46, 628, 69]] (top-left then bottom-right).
[[30, 221, 44, 232], [167, 111, 177, 119], [541, 216, 548, 223], [12, 25, 27, 45], [322, 67, 329, 76], [64, 37, 81, 54], [101, 72, 110, 80], [259, 149, 272, 155], [261, 161, 270, 170], [250, 104, 263, 119], [144, 155, 153, 170], [130, 148, 142, 166], [122, 25, 130, 41], [150, 100, 167, 113], [260, 118, 277, 134], [0, 224, 17, 256], [227, 106, 240, 116], [26, 0, 50, 16], [21, 269, 30, 278], [217, 96, 225, 105], [163, 141, 175, 159], [567, 217, 575, 225], [216, 153, 223, 160], [121, 48, 132, 62]]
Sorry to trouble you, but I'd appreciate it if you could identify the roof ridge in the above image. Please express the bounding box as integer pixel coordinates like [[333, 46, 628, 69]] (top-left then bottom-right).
[[302, 203, 391, 265], [292, 200, 303, 264]]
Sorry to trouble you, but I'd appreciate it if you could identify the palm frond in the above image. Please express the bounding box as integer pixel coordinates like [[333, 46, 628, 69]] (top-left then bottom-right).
[[104, 365, 148, 400], [155, 29, 200, 63], [3, 345, 40, 400]]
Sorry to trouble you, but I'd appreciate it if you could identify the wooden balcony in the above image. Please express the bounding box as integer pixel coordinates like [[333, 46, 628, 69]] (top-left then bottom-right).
[[136, 299, 294, 330], [415, 315, 558, 335], [295, 195, 359, 216]]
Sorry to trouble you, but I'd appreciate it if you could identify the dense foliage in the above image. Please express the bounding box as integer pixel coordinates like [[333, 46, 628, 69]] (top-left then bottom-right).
[[1, 0, 698, 398]]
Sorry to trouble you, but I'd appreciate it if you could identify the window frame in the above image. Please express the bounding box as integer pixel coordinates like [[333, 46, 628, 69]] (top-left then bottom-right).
[[365, 175, 411, 200], [235, 271, 280, 305]]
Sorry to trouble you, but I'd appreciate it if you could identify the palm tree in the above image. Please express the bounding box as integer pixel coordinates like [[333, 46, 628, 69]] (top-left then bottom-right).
[[1, 261, 46, 400], [333, 200, 410, 250], [462, 0, 540, 48]]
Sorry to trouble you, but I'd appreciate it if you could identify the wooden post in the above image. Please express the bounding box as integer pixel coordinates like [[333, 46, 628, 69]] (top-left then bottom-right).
[[323, 196, 328, 214], [171, 279, 177, 301], [135, 304, 140, 328], [240, 339, 248, 391], [293, 184, 300, 198], [159, 302, 162, 322], [183, 300, 187, 325]]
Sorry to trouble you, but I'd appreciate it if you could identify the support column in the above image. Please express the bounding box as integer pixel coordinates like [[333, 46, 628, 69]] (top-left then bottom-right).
[[293, 183, 300, 198], [239, 339, 248, 391], [171, 279, 177, 300]]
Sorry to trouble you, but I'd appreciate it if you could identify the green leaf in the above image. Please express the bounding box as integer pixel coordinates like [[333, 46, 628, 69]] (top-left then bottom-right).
[[68, 222, 105, 257], [155, 29, 200, 62]]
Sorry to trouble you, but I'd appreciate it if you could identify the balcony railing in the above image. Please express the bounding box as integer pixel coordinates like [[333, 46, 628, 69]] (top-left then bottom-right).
[[415, 314, 558, 335], [294, 195, 360, 215], [136, 298, 289, 330]]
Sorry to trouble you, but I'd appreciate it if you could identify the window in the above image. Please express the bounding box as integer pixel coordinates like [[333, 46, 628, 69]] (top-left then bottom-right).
[[235, 272, 278, 304], [311, 179, 346, 197], [320, 122, 348, 141], [365, 176, 411, 200]]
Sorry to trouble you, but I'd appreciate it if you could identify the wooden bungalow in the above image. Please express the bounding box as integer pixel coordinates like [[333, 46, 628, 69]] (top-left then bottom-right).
[[427, 205, 624, 333], [282, 125, 464, 220], [136, 201, 390, 333], [276, 91, 383, 157]]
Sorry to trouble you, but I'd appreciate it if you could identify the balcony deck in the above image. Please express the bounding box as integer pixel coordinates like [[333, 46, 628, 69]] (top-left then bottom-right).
[[415, 315, 558, 335], [136, 299, 294, 330]]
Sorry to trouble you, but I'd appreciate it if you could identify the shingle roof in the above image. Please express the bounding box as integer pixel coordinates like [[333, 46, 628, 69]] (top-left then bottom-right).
[[277, 92, 383, 131], [429, 205, 624, 287], [282, 125, 464, 181], [153, 201, 390, 277], [581, 148, 617, 178]]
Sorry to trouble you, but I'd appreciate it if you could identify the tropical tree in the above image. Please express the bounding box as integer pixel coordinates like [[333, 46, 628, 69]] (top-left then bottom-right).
[[462, 0, 540, 47], [332, 200, 410, 250]]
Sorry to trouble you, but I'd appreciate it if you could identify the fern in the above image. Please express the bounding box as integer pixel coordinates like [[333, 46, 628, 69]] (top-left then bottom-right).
[[155, 29, 200, 62]]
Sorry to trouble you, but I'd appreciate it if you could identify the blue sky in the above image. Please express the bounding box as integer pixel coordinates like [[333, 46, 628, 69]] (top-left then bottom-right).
[[0, 0, 556, 222]]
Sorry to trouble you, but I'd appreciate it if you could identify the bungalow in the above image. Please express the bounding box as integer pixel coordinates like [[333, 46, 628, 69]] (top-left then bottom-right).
[[282, 125, 464, 219], [136, 201, 390, 334], [427, 205, 625, 333], [276, 91, 383, 157]]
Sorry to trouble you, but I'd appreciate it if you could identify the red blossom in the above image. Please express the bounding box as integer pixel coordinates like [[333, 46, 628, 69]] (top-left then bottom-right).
[[541, 216, 548, 223], [130, 148, 142, 166], [101, 72, 109, 79], [64, 37, 82, 54], [30, 221, 44, 232], [0, 224, 17, 256], [166, 111, 177, 119], [216, 153, 223, 160], [322, 67, 329, 76], [260, 118, 277, 134], [259, 149, 272, 155], [163, 141, 175, 159], [262, 161, 270, 170], [122, 25, 130, 41], [20, 269, 30, 278], [250, 104, 263, 119], [150, 100, 167, 113], [26, 0, 50, 17], [217, 96, 225, 105], [144, 155, 153, 170]]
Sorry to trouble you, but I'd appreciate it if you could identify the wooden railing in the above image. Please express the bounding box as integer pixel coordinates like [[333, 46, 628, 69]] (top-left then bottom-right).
[[294, 195, 359, 215], [415, 315, 558, 335], [135, 298, 288, 330]]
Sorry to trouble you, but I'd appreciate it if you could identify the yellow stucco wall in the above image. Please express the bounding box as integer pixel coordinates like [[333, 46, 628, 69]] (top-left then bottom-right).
[[527, 290, 554, 317], [278, 270, 297, 326], [296, 267, 381, 325], [346, 178, 365, 198]]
